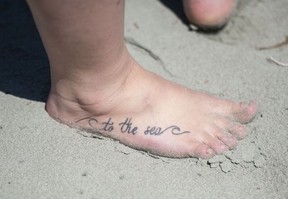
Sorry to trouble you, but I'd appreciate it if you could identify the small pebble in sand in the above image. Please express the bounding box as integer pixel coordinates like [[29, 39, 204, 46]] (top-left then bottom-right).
[[119, 175, 125, 180], [81, 172, 87, 177]]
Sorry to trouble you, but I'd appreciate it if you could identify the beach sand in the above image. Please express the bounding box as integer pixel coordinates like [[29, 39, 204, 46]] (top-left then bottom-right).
[[0, 0, 288, 198]]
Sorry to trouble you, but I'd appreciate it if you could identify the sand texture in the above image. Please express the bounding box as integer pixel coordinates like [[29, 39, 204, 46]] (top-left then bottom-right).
[[0, 0, 288, 198]]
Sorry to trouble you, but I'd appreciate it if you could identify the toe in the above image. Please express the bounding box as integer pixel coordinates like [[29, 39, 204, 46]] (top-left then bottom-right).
[[217, 132, 238, 149], [231, 101, 258, 124], [214, 116, 232, 130], [213, 117, 247, 141], [228, 123, 247, 139], [200, 132, 229, 155], [188, 142, 216, 159], [209, 139, 229, 155]]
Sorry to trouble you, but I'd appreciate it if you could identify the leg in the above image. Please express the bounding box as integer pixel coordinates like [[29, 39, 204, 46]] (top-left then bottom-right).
[[183, 0, 238, 30], [26, 0, 257, 158]]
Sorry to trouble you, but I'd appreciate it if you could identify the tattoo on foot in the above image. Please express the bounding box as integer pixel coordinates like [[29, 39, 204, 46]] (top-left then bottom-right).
[[119, 118, 138, 135], [75, 117, 190, 136], [144, 126, 190, 136]]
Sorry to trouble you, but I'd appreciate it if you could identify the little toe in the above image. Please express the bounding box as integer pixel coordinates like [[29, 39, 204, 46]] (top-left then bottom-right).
[[188, 142, 216, 159]]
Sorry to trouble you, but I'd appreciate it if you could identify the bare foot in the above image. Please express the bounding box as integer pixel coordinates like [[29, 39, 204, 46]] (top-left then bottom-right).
[[46, 54, 257, 159], [183, 0, 238, 30]]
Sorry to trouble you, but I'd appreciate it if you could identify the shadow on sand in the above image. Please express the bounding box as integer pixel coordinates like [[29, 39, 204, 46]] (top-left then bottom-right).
[[158, 0, 189, 25], [0, 0, 50, 102]]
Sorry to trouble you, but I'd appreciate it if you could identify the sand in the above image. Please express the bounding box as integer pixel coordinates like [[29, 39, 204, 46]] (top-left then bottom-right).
[[0, 0, 288, 198]]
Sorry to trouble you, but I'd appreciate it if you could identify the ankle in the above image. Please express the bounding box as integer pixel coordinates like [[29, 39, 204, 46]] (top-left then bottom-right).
[[46, 47, 137, 121]]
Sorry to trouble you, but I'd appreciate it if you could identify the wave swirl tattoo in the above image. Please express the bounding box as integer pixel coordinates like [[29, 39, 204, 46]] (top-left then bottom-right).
[[75, 117, 191, 136], [144, 125, 190, 136]]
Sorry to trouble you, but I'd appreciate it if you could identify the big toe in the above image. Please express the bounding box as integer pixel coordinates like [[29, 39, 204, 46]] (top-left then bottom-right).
[[232, 101, 258, 124]]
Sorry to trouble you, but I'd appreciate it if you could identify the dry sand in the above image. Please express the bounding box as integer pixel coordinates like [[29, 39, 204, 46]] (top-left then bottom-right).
[[0, 0, 288, 198]]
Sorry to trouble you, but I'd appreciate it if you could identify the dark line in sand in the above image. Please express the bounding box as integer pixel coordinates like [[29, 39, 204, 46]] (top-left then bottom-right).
[[257, 36, 288, 51], [125, 36, 175, 77]]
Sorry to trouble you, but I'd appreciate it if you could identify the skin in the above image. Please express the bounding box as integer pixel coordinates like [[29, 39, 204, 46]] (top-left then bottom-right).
[[183, 0, 238, 29], [26, 0, 257, 159]]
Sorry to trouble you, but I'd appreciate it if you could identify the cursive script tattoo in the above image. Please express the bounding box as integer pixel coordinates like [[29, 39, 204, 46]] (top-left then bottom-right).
[[100, 118, 114, 132], [118, 118, 138, 135], [76, 117, 113, 133], [75, 117, 190, 136], [144, 126, 190, 136], [88, 118, 99, 128]]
